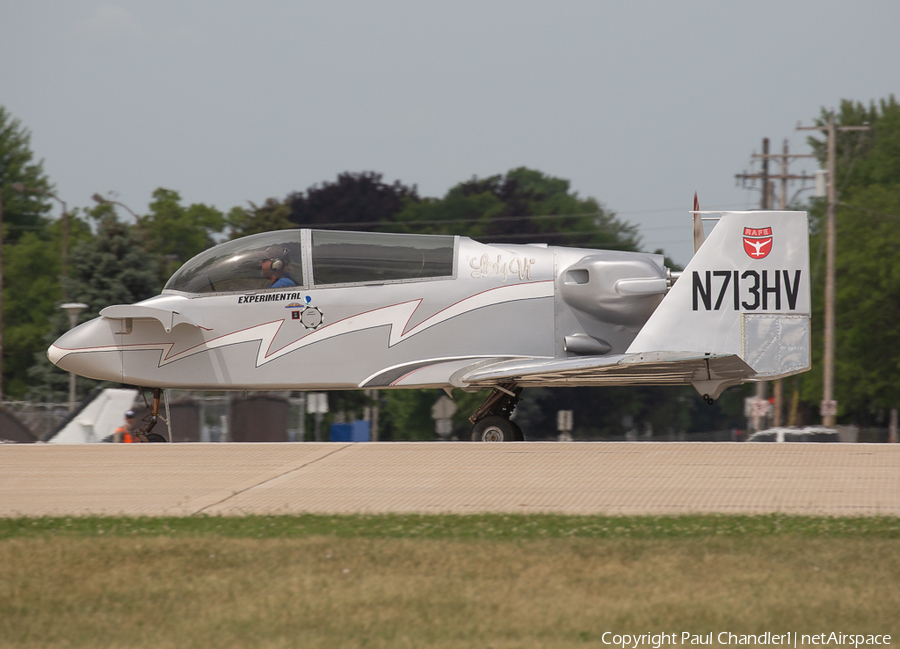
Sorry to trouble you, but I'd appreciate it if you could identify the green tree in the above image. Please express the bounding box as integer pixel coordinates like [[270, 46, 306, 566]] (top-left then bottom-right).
[[806, 97, 900, 191], [68, 206, 162, 318], [377, 390, 441, 441], [4, 213, 93, 397], [0, 106, 63, 395], [801, 96, 900, 425], [137, 188, 225, 281], [0, 106, 52, 242], [393, 167, 640, 249], [27, 206, 161, 402], [228, 198, 294, 239], [286, 171, 420, 228]]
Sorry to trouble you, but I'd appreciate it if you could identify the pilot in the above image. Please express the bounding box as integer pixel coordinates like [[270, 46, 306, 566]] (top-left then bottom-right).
[[260, 246, 297, 288]]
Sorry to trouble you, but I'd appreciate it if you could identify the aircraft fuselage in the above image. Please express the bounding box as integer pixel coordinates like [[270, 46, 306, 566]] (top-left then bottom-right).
[[49, 230, 668, 391]]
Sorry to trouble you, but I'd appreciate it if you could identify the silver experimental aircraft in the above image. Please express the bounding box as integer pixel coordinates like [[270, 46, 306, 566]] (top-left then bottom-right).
[[49, 210, 811, 441]]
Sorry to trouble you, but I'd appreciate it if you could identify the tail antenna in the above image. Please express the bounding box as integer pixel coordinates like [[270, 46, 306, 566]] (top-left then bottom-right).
[[692, 192, 706, 254]]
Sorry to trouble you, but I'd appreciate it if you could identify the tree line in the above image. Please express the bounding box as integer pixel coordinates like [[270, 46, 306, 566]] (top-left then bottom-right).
[[1, 97, 897, 438], [800, 96, 900, 429]]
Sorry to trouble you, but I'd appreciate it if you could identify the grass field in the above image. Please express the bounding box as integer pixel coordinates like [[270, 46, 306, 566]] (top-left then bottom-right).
[[2, 514, 899, 648]]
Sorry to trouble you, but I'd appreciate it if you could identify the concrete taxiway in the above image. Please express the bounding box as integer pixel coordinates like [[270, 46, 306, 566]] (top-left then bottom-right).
[[2, 442, 899, 518]]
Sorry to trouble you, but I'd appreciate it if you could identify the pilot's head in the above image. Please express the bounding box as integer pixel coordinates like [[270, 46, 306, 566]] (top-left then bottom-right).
[[259, 246, 290, 281]]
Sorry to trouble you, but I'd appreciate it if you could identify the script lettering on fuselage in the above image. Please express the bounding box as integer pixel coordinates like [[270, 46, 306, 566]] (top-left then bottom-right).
[[469, 254, 535, 281], [692, 270, 802, 311]]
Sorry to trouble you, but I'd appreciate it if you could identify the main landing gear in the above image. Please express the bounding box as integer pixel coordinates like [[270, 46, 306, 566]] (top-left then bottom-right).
[[134, 388, 168, 443], [469, 383, 525, 442]]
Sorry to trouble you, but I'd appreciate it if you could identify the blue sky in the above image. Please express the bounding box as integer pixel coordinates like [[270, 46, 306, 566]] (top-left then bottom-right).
[[2, 1, 897, 265]]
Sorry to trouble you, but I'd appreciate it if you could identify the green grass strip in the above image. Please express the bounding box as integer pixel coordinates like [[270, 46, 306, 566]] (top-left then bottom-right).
[[2, 512, 900, 540]]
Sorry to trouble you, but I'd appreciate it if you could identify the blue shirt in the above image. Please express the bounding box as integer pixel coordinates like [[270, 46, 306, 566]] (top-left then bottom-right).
[[270, 276, 297, 288]]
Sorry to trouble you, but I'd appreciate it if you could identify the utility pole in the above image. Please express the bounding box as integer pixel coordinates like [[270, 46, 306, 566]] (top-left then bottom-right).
[[735, 139, 818, 197], [755, 139, 769, 428], [736, 140, 816, 427], [797, 115, 869, 427], [759, 137, 770, 209], [0, 187, 4, 404], [735, 138, 771, 431]]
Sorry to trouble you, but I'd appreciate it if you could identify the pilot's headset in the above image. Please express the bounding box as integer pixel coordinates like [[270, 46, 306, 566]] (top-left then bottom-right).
[[264, 245, 290, 271]]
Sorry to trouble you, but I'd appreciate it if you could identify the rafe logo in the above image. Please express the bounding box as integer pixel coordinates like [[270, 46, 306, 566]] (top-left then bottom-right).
[[743, 227, 772, 259]]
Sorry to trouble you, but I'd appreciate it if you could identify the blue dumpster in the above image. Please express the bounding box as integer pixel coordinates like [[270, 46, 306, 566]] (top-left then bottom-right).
[[329, 420, 371, 442]]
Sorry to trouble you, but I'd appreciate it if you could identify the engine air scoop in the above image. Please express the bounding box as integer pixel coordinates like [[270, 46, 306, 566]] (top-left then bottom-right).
[[99, 305, 202, 334]]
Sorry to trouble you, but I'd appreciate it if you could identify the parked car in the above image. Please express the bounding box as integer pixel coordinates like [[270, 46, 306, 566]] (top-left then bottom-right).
[[748, 426, 840, 442]]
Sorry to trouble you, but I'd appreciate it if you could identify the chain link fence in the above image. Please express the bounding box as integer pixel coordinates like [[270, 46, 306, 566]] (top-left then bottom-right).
[[1, 392, 313, 443], [2, 401, 70, 441], [1, 394, 895, 444]]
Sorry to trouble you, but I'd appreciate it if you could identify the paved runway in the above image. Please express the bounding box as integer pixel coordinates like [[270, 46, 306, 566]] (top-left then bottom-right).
[[2, 442, 900, 518]]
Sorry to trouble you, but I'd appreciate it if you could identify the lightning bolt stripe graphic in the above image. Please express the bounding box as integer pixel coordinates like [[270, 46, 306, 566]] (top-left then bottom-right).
[[50, 281, 554, 369]]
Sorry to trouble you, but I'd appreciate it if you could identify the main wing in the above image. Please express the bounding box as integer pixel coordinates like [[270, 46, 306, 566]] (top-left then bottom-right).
[[453, 352, 753, 396]]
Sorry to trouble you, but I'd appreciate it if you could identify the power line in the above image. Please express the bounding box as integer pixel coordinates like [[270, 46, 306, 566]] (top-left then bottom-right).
[[836, 201, 900, 221], [617, 203, 751, 216], [309, 211, 619, 229], [298, 202, 756, 231], [735, 138, 818, 209], [470, 230, 636, 245]]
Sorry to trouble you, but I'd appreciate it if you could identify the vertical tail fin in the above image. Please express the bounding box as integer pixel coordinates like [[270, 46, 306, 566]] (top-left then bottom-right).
[[627, 211, 811, 396]]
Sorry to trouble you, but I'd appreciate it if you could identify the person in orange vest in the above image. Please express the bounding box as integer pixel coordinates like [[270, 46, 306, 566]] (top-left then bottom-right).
[[113, 410, 137, 443]]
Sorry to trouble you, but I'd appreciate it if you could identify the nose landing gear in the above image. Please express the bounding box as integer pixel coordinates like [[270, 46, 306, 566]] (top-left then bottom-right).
[[469, 383, 524, 442], [133, 388, 168, 443]]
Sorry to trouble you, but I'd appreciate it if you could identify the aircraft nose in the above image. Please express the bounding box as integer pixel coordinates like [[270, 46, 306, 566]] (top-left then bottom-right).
[[48, 317, 124, 383]]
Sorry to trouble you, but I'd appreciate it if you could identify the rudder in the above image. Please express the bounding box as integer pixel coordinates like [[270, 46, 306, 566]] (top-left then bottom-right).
[[627, 211, 811, 392]]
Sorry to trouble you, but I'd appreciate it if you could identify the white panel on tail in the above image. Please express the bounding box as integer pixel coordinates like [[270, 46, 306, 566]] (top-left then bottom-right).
[[627, 211, 810, 381], [742, 313, 810, 378]]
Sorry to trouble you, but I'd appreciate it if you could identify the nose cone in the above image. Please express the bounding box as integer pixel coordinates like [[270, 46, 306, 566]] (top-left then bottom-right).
[[48, 317, 124, 382]]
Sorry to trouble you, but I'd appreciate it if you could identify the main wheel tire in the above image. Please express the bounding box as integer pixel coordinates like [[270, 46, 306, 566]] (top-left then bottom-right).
[[471, 416, 516, 442], [144, 433, 168, 443], [510, 421, 525, 441]]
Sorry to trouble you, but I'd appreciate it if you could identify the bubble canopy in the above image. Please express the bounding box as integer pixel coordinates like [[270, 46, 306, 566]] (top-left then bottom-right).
[[164, 231, 302, 294], [163, 230, 456, 295]]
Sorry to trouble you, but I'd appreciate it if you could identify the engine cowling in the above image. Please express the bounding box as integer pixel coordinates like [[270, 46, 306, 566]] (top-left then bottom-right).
[[560, 253, 668, 327]]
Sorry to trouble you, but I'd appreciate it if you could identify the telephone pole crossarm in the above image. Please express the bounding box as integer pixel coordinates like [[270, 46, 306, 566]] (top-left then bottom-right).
[[796, 124, 870, 132], [751, 153, 817, 159], [735, 173, 817, 181]]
